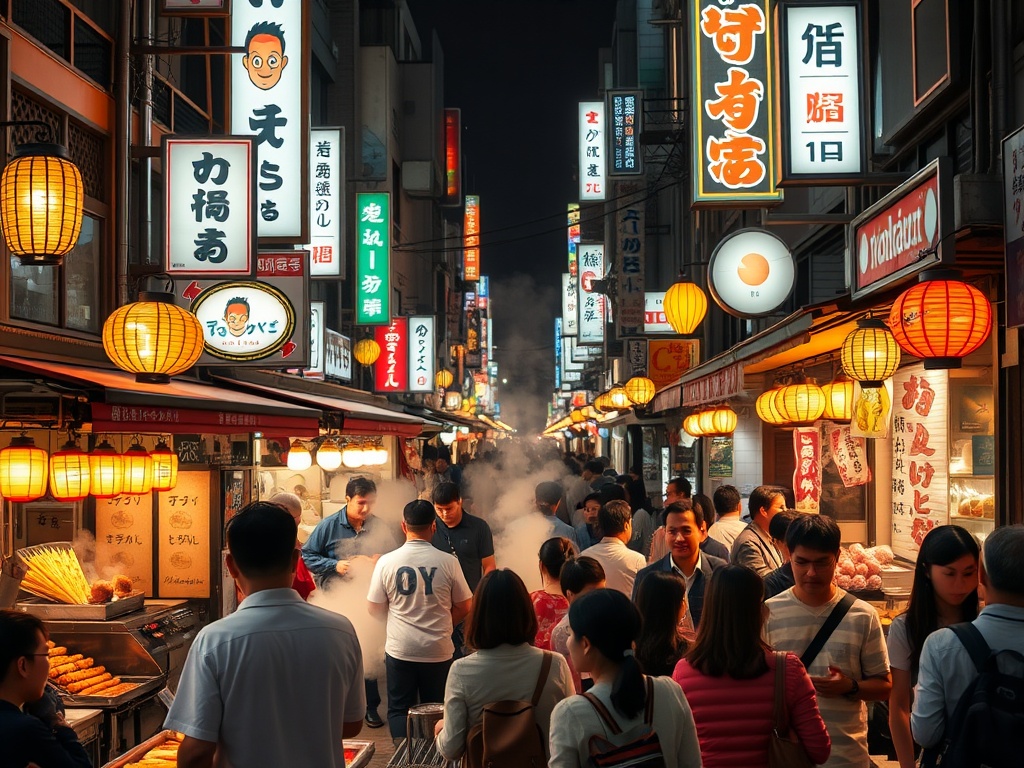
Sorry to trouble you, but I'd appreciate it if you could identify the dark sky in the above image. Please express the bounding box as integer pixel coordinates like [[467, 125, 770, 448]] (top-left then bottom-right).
[[406, 0, 618, 431]]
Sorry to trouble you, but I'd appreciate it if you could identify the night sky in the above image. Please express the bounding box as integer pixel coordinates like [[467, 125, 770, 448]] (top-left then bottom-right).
[[406, 0, 618, 431]]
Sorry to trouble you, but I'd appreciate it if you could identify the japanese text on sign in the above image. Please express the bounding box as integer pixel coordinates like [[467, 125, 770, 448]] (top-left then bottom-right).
[[562, 273, 579, 337], [308, 128, 343, 276], [464, 195, 480, 281], [579, 102, 607, 201], [615, 185, 645, 337], [828, 424, 871, 487], [158, 472, 211, 598], [609, 91, 642, 175], [355, 192, 391, 324], [1002, 125, 1024, 327], [792, 427, 822, 513], [409, 316, 435, 394]]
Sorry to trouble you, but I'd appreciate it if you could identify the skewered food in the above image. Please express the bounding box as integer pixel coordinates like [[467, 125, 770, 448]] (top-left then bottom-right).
[[18, 545, 91, 604], [56, 666, 103, 686], [67, 672, 112, 693], [49, 656, 86, 677], [79, 676, 121, 696], [123, 732, 183, 767], [47, 646, 68, 657], [113, 575, 134, 598]]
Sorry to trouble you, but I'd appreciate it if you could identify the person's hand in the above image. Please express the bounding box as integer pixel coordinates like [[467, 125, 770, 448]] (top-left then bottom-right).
[[810, 666, 854, 698], [25, 685, 66, 728], [335, 560, 351, 576], [434, 718, 444, 737]]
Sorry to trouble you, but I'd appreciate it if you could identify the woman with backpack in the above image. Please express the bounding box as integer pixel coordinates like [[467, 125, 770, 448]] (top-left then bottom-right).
[[634, 570, 691, 676], [548, 588, 702, 767], [532, 537, 576, 651], [887, 525, 979, 768], [434, 569, 574, 764], [672, 564, 831, 767]]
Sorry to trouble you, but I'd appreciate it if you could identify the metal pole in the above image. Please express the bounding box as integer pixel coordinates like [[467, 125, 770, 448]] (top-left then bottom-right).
[[139, 0, 154, 266], [115, 0, 132, 306]]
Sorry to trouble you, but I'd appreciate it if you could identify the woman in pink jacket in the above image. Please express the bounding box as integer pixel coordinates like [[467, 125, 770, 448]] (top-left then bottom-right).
[[672, 565, 831, 767]]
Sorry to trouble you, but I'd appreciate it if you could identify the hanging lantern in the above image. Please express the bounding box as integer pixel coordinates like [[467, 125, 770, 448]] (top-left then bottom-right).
[[756, 387, 788, 425], [342, 443, 365, 468], [353, 338, 381, 366], [1, 138, 84, 266], [683, 413, 704, 437], [776, 380, 826, 424], [609, 387, 631, 410], [888, 270, 992, 369], [592, 392, 610, 413], [121, 443, 153, 495], [697, 408, 716, 435], [841, 318, 901, 387], [663, 280, 708, 335], [49, 439, 91, 502], [150, 439, 178, 492], [435, 369, 454, 390], [286, 439, 312, 471], [0, 435, 48, 502], [315, 438, 342, 471], [706, 405, 738, 436], [624, 376, 656, 406], [822, 379, 854, 422], [89, 439, 124, 499], [102, 292, 205, 383], [444, 390, 462, 410]]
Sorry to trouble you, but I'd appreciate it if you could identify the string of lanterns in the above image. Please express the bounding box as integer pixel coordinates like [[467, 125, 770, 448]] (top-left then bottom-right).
[[285, 437, 390, 471], [682, 405, 738, 437]]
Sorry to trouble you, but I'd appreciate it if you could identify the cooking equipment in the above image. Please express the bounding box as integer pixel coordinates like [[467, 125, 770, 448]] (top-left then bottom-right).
[[17, 592, 145, 620]]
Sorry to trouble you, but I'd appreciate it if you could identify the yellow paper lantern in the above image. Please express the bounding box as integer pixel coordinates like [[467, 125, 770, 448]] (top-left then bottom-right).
[[776, 381, 826, 424], [663, 280, 708, 335], [756, 387, 788, 425], [435, 369, 454, 389], [286, 439, 312, 471], [342, 443, 365, 468], [683, 413, 704, 437], [609, 387, 631, 410], [822, 379, 854, 422], [0, 435, 48, 502], [121, 443, 153, 495], [89, 440, 124, 499], [315, 438, 342, 471], [49, 439, 91, 501], [624, 376, 656, 406], [150, 439, 178, 492], [103, 292, 205, 383], [569, 409, 587, 424], [1, 141, 83, 266], [697, 409, 716, 435], [707, 405, 738, 436], [353, 338, 381, 366], [841, 318, 901, 387]]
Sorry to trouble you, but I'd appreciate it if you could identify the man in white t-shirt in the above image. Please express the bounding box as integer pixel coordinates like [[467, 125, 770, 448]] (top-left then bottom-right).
[[707, 484, 747, 553], [581, 499, 647, 597], [765, 514, 891, 768], [368, 499, 474, 738]]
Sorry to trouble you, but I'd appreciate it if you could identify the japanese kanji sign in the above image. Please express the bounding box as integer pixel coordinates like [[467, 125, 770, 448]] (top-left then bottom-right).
[[644, 292, 674, 334], [231, 0, 308, 241], [444, 109, 462, 204], [615, 184, 645, 337], [308, 128, 343, 277], [554, 318, 562, 389], [579, 101, 607, 201], [777, 2, 864, 182], [1002, 123, 1024, 327], [562, 272, 579, 337], [372, 316, 434, 394], [158, 471, 211, 598], [690, 0, 781, 204], [792, 426, 822, 513], [355, 192, 391, 324], [408, 316, 435, 394], [891, 365, 949, 561], [828, 423, 871, 487], [165, 137, 256, 276], [464, 195, 480, 281], [578, 243, 606, 345], [299, 301, 324, 379], [648, 339, 700, 390], [324, 328, 351, 381], [608, 90, 643, 176]]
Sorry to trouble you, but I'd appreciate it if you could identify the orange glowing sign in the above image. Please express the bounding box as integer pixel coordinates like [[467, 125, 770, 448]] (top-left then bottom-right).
[[445, 109, 461, 203], [464, 195, 480, 282]]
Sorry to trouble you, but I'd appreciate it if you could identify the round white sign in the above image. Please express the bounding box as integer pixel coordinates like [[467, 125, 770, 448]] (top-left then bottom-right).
[[191, 281, 296, 361], [707, 229, 795, 318]]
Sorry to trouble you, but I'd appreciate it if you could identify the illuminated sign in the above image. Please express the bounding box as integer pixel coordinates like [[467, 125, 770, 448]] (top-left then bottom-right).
[[648, 340, 700, 390], [615, 185, 645, 336], [164, 137, 255, 276], [644, 292, 673, 334], [554, 318, 562, 389], [373, 316, 434, 393], [191, 281, 296, 361], [579, 102, 607, 200], [577, 243, 605, 345], [302, 301, 324, 379], [464, 195, 480, 281], [444, 109, 462, 204], [1003, 124, 1024, 327], [409, 316, 435, 394], [708, 228, 795, 318], [355, 192, 391, 324], [324, 329, 351, 381], [562, 273, 578, 337], [308, 127, 343, 276], [608, 90, 643, 175]]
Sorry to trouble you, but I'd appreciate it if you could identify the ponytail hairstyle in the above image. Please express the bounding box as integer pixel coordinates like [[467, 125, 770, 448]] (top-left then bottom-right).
[[538, 536, 577, 580], [568, 589, 645, 719]]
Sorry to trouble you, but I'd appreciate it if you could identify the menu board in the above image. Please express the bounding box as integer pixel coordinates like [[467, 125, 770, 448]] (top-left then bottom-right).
[[891, 366, 949, 561], [95, 495, 154, 596], [158, 471, 211, 598]]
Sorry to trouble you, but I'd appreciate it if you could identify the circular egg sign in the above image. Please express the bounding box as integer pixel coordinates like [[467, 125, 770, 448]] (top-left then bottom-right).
[[191, 281, 296, 361], [707, 229, 795, 318]]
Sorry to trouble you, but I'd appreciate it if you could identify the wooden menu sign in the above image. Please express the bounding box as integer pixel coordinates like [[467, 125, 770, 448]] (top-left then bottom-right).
[[94, 495, 154, 596], [157, 471, 212, 598]]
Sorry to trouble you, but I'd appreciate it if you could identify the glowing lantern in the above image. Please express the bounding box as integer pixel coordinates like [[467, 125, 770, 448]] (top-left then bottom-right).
[[663, 280, 708, 335], [315, 438, 342, 471], [102, 292, 205, 383], [683, 413, 704, 437], [888, 270, 992, 369], [776, 380, 826, 424], [0, 435, 48, 501], [697, 409, 716, 435], [822, 379, 854, 422], [342, 444, 365, 468], [756, 387, 788, 425], [609, 387, 631, 410], [436, 369, 454, 389], [841, 318, 901, 387], [286, 439, 312, 471], [624, 376, 656, 406], [706, 405, 738, 436], [89, 440, 124, 499], [353, 338, 381, 366], [121, 443, 153, 495], [444, 390, 462, 410], [150, 439, 178, 492], [49, 439, 91, 501], [569, 409, 587, 424]]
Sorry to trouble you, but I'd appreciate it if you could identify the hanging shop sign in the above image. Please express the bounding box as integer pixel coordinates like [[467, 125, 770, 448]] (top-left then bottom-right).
[[355, 192, 391, 324], [444, 109, 462, 205], [625, 339, 649, 378], [777, 1, 865, 183], [649, 339, 700, 391], [827, 423, 871, 487], [579, 101, 607, 201], [683, 362, 742, 405], [95, 495, 154, 596], [579, 243, 605, 293], [371, 316, 435, 394], [408, 316, 435, 394], [231, 0, 308, 242], [303, 301, 324, 379], [324, 328, 352, 382], [157, 472, 211, 599], [1002, 123, 1024, 328], [562, 273, 579, 337], [464, 194, 480, 281], [164, 137, 256, 277], [792, 426, 822, 513], [308, 127, 343, 277], [608, 90, 643, 176], [891, 365, 949, 561], [160, 0, 229, 16], [690, 0, 781, 205], [644, 292, 674, 334], [708, 228, 795, 317], [571, 335, 600, 364], [850, 157, 951, 300], [562, 338, 585, 372], [578, 290, 605, 346], [615, 184, 645, 337]]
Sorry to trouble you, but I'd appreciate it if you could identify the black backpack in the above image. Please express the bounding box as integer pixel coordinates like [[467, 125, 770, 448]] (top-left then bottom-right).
[[922, 622, 1024, 768]]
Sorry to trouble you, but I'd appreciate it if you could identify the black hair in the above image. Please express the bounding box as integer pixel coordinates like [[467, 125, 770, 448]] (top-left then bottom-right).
[[422, 444, 439, 462], [0, 610, 46, 683], [667, 476, 692, 498], [563, 457, 582, 475], [226, 500, 297, 576], [598, 499, 632, 536], [436, 446, 452, 464], [569, 589, 645, 719], [621, 476, 650, 514], [244, 21, 286, 54], [535, 481, 563, 506], [712, 484, 741, 518], [664, 500, 702, 529], [582, 492, 603, 507], [584, 459, 604, 476], [983, 523, 1024, 595], [224, 296, 250, 314], [691, 494, 714, 529], [785, 513, 841, 555], [748, 485, 785, 519], [560, 555, 605, 596], [431, 481, 461, 505], [404, 499, 437, 528], [539, 536, 576, 579], [466, 569, 538, 650], [768, 509, 801, 541], [346, 476, 377, 499], [599, 483, 627, 504], [635, 571, 689, 677]]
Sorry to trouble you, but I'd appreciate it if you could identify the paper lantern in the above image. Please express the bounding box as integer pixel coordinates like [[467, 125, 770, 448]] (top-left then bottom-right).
[[822, 379, 854, 422], [353, 338, 381, 366], [315, 438, 342, 471], [697, 409, 716, 435], [1, 141, 83, 265], [706, 405, 738, 436], [888, 271, 992, 369], [624, 376, 656, 406], [121, 443, 153, 495], [776, 381, 826, 424], [286, 439, 312, 471], [150, 439, 178, 492], [683, 413, 704, 437], [49, 439, 91, 501], [756, 387, 788, 425], [342, 444, 365, 468], [444, 390, 462, 410], [592, 392, 612, 413], [569, 409, 587, 424], [663, 280, 708, 335], [435, 369, 454, 389], [841, 318, 901, 387], [89, 439, 124, 498], [609, 387, 631, 410], [103, 292, 205, 383], [0, 435, 48, 502]]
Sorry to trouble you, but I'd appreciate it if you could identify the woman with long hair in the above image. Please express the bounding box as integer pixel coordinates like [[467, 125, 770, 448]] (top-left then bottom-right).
[[532, 537, 576, 650], [673, 565, 830, 767], [618, 474, 656, 556], [435, 569, 574, 762], [887, 525, 979, 768], [548, 589, 702, 767], [635, 570, 690, 676]]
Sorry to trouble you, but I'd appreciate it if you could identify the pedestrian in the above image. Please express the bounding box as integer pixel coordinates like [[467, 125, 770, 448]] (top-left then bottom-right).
[[763, 509, 801, 599], [581, 459, 614, 490], [886, 525, 978, 768], [647, 476, 692, 559], [580, 499, 648, 597], [550, 556, 607, 693], [434, 569, 575, 763], [269, 492, 316, 600], [0, 611, 92, 768], [572, 492, 602, 550], [535, 481, 581, 546], [531, 537, 575, 650], [367, 499, 474, 739], [634, 501, 727, 631], [165, 501, 365, 767], [764, 514, 891, 768], [561, 458, 592, 526], [706, 484, 746, 553], [730, 485, 786, 576], [436, 446, 462, 488], [547, 589, 703, 767], [618, 474, 657, 556], [911, 524, 1024, 755], [674, 564, 831, 767], [692, 493, 730, 560], [634, 570, 691, 675]]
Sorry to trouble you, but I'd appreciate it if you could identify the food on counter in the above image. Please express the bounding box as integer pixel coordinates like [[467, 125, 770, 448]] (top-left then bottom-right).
[[835, 544, 890, 592], [47, 646, 68, 657], [45, 642, 141, 699], [57, 665, 103, 686], [955, 495, 995, 520], [67, 672, 112, 693], [19, 544, 91, 604], [122, 732, 183, 767], [89, 580, 115, 604], [114, 575, 134, 598], [49, 656, 86, 676], [79, 676, 121, 696]]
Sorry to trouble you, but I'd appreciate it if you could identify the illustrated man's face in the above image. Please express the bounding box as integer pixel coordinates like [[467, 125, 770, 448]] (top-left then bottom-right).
[[225, 303, 248, 336], [243, 34, 288, 90]]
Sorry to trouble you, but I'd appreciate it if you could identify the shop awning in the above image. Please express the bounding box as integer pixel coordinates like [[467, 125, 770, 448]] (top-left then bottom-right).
[[0, 355, 322, 435]]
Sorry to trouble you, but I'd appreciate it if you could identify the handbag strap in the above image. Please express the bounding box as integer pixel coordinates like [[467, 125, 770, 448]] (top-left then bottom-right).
[[582, 675, 654, 735], [772, 651, 788, 733], [643, 675, 654, 726], [530, 652, 554, 706], [800, 592, 855, 669]]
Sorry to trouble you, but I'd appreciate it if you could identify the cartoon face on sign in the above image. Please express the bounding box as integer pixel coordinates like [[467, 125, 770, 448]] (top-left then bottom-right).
[[242, 22, 288, 90], [192, 281, 295, 361], [224, 297, 250, 337]]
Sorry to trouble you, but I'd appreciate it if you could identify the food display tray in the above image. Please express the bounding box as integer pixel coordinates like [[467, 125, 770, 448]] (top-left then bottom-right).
[[101, 729, 178, 768], [59, 674, 165, 709], [16, 592, 145, 620]]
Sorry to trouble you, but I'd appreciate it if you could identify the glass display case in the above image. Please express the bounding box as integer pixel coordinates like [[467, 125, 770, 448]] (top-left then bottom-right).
[[947, 372, 995, 542]]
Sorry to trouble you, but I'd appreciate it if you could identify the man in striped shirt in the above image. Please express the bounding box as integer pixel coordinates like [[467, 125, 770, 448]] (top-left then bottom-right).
[[765, 515, 891, 768]]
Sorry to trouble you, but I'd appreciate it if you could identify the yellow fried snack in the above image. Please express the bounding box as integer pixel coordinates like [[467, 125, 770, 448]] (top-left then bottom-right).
[[49, 656, 87, 676], [67, 672, 111, 693], [100, 682, 140, 698], [57, 665, 102, 686], [79, 676, 120, 696], [47, 646, 67, 657]]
